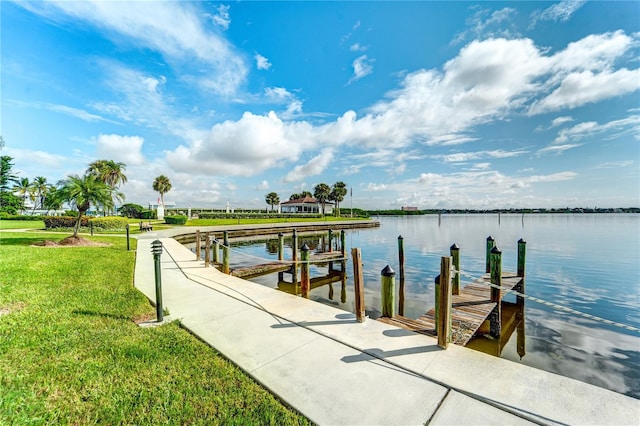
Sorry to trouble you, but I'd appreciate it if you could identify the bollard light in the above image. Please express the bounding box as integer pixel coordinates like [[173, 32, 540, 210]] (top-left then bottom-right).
[[151, 240, 164, 322]]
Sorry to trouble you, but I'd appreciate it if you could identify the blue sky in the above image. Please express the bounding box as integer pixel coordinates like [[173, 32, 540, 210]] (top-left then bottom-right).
[[2, 1, 639, 210]]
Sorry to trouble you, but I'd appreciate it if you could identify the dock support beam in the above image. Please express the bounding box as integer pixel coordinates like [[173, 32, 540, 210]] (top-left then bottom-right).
[[278, 233, 284, 261], [437, 256, 452, 349], [450, 243, 460, 295], [398, 235, 405, 316], [485, 236, 495, 273], [213, 239, 220, 263], [351, 248, 365, 322], [490, 246, 502, 338], [300, 244, 310, 298], [195, 230, 201, 261], [204, 232, 211, 267], [380, 265, 395, 318]]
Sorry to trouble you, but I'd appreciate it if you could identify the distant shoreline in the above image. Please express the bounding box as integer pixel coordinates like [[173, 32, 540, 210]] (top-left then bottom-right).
[[368, 207, 639, 215]]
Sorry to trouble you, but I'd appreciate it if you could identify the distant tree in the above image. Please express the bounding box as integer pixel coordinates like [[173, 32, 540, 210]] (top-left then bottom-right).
[[42, 186, 63, 214], [118, 203, 146, 218], [152, 175, 172, 208], [31, 176, 49, 213], [289, 191, 312, 200], [265, 192, 280, 212], [313, 183, 331, 215], [57, 174, 112, 237], [329, 181, 348, 217], [87, 160, 127, 214], [13, 177, 32, 214], [0, 155, 20, 213]]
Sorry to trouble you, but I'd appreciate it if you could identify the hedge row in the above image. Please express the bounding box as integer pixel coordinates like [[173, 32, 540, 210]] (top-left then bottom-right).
[[43, 216, 129, 230], [0, 213, 48, 221], [197, 212, 322, 219], [165, 215, 188, 225]]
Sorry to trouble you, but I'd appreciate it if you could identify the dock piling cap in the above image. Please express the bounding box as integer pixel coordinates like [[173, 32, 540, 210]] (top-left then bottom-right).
[[490, 246, 502, 254], [301, 243, 310, 251], [450, 243, 459, 250], [381, 265, 395, 277]]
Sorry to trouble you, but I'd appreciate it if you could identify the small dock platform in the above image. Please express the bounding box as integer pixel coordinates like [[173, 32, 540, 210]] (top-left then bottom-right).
[[378, 272, 523, 345], [230, 251, 346, 279]]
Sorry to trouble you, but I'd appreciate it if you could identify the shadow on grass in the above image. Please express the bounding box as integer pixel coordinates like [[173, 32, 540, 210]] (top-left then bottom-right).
[[0, 234, 64, 246], [73, 309, 132, 322]]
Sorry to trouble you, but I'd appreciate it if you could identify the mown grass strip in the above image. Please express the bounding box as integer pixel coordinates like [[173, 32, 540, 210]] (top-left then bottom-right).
[[0, 230, 310, 425]]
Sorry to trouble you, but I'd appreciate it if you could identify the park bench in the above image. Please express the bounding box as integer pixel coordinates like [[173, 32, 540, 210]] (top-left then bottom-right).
[[139, 221, 153, 232]]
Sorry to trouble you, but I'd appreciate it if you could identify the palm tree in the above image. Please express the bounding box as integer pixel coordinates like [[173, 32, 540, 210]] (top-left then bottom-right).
[[31, 176, 48, 214], [87, 160, 127, 215], [42, 185, 63, 214], [13, 177, 31, 214], [265, 192, 280, 212], [57, 174, 112, 237], [329, 181, 348, 217], [313, 183, 331, 215], [152, 175, 172, 208]]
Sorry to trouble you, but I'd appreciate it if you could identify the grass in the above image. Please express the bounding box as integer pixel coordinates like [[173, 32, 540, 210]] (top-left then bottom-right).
[[0, 220, 45, 230], [0, 230, 310, 425]]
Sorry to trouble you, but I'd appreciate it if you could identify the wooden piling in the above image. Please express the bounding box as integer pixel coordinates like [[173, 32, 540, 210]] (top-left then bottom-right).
[[517, 238, 526, 306], [490, 246, 502, 337], [222, 241, 230, 275], [398, 235, 405, 316], [328, 229, 333, 252], [195, 230, 201, 261], [204, 232, 211, 267], [300, 244, 310, 298], [380, 265, 395, 318], [213, 239, 220, 263], [223, 230, 229, 247], [292, 229, 298, 262], [340, 230, 346, 256], [450, 243, 460, 295], [278, 233, 284, 261], [485, 236, 495, 273], [437, 256, 452, 349], [351, 248, 365, 322]]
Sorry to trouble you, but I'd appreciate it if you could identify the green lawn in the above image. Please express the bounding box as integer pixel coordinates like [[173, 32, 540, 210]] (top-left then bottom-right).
[[0, 231, 310, 425], [0, 220, 45, 230]]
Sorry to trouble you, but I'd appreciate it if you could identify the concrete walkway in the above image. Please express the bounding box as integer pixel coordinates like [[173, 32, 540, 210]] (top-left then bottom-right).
[[134, 231, 639, 425]]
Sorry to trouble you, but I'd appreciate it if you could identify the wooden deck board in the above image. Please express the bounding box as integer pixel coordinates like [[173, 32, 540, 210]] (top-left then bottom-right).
[[378, 272, 523, 346]]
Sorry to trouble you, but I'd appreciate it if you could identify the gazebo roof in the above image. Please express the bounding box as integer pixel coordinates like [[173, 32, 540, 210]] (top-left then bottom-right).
[[281, 195, 319, 205]]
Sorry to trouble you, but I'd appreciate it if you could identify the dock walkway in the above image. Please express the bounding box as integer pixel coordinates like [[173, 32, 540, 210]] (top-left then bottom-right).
[[379, 272, 522, 345], [134, 230, 639, 425]]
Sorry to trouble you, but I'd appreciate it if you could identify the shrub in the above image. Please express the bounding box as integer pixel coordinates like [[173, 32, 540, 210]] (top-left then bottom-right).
[[0, 213, 47, 221], [89, 216, 129, 230], [165, 215, 188, 225], [44, 216, 88, 229], [64, 210, 79, 217], [118, 203, 146, 218], [140, 210, 157, 220]]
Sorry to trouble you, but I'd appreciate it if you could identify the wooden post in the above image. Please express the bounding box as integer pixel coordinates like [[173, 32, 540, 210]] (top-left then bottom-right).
[[398, 235, 405, 316], [292, 229, 298, 262], [517, 238, 527, 278], [490, 246, 502, 338], [341, 263, 347, 303], [434, 274, 440, 326], [328, 229, 333, 252], [204, 232, 211, 267], [278, 232, 284, 261], [223, 230, 229, 247], [213, 239, 220, 263], [300, 244, 310, 298], [222, 241, 230, 275], [195, 230, 201, 261], [437, 256, 452, 349], [517, 238, 526, 306], [485, 236, 495, 273], [340, 230, 346, 256], [450, 243, 460, 295], [380, 265, 395, 318], [351, 248, 365, 322]]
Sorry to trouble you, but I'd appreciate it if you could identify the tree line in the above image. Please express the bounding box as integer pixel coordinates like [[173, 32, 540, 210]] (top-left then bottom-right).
[[265, 181, 348, 216]]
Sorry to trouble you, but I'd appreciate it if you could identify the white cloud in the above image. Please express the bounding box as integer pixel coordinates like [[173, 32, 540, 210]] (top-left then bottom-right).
[[452, 7, 518, 45], [257, 180, 269, 190], [530, 0, 586, 28], [350, 43, 367, 52], [21, 1, 247, 97], [255, 53, 272, 70], [553, 116, 640, 144], [435, 149, 528, 163], [210, 4, 231, 30], [283, 148, 334, 183], [537, 143, 582, 156], [95, 134, 145, 166], [348, 55, 374, 84], [596, 161, 634, 169], [551, 116, 573, 128]]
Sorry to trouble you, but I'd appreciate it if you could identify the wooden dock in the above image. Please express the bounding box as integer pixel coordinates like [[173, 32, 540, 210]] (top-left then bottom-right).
[[230, 251, 346, 279], [378, 272, 523, 345]]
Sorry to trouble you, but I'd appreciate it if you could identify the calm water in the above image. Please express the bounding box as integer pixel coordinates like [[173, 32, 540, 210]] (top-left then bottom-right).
[[224, 214, 640, 398]]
